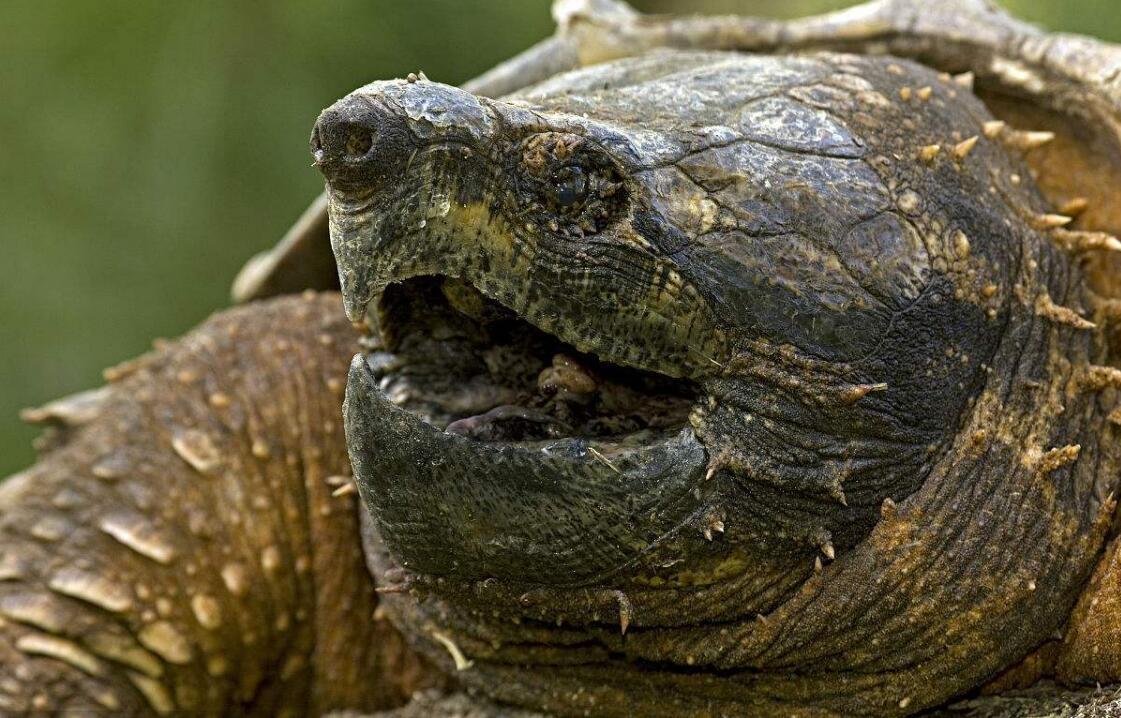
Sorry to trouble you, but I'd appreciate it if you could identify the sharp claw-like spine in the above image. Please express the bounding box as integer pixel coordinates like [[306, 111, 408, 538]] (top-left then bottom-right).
[[953, 71, 975, 90], [1002, 129, 1056, 151], [1051, 228, 1121, 253], [821, 540, 835, 562], [612, 590, 633, 635], [982, 120, 1006, 139], [702, 511, 725, 542], [1035, 293, 1096, 330], [587, 446, 620, 473], [840, 382, 888, 405], [1058, 197, 1089, 216], [430, 630, 474, 671], [1033, 213, 1073, 229], [953, 135, 979, 160], [331, 482, 358, 497]]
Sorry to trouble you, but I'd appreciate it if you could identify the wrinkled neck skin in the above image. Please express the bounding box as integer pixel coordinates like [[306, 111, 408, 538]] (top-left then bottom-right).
[[315, 54, 1121, 716]]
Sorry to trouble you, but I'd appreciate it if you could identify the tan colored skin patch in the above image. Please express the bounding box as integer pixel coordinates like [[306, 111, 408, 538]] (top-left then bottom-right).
[[0, 295, 437, 714], [1059, 499, 1121, 685], [137, 621, 193, 665]]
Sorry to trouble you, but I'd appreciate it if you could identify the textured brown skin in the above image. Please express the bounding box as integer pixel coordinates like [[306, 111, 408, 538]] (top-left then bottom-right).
[[0, 293, 433, 715], [8, 0, 1121, 715], [313, 47, 1121, 717]]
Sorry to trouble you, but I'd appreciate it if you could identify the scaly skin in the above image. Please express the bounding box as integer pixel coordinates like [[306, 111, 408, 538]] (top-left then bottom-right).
[[317, 51, 1121, 717], [8, 0, 1121, 715], [0, 293, 433, 715]]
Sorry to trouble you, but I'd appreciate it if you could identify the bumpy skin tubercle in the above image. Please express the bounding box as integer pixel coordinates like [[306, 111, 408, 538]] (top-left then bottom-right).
[[0, 295, 432, 715], [8, 1, 1121, 715], [318, 53, 1121, 717]]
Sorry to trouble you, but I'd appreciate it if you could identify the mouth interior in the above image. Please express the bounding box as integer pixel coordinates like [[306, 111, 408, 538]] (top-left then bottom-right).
[[363, 276, 697, 451]]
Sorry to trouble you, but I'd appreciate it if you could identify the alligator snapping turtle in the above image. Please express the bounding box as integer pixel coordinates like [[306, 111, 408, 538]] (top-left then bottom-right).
[[6, 0, 1121, 715]]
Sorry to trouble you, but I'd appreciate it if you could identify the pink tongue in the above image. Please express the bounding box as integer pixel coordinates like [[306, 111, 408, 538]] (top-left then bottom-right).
[[445, 404, 569, 441]]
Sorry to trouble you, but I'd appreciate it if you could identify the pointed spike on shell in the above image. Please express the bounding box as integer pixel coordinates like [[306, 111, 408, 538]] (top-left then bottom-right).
[[880, 497, 898, 519], [821, 541, 836, 561], [919, 144, 941, 162], [430, 630, 474, 671], [612, 590, 633, 635], [331, 482, 358, 498], [953, 136, 979, 160], [1036, 293, 1096, 330], [1052, 228, 1121, 254], [840, 382, 888, 405], [982, 120, 1007, 139], [1058, 197, 1090, 216], [1034, 213, 1073, 229], [953, 71, 975, 90], [1003, 129, 1056, 151], [814, 556, 823, 574]]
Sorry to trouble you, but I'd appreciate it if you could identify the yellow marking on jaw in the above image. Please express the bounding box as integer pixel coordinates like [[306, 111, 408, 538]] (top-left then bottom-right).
[[431, 200, 520, 264]]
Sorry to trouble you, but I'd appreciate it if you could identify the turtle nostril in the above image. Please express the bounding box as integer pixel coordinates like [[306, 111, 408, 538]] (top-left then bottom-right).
[[344, 126, 374, 158], [310, 126, 326, 165]]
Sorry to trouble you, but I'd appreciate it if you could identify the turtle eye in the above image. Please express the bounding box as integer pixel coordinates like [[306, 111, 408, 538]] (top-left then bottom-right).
[[513, 131, 627, 237], [551, 165, 588, 209]]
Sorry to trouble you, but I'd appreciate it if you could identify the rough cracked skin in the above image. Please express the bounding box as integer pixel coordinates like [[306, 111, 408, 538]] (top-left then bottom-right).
[[314, 51, 1120, 717], [6, 2, 1121, 717], [0, 295, 434, 715]]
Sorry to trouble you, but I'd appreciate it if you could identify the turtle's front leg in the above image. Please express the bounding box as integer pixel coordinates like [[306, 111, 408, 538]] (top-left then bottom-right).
[[0, 293, 431, 715]]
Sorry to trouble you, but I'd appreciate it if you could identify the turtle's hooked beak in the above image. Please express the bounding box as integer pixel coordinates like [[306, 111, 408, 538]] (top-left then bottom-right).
[[311, 79, 498, 322], [309, 79, 723, 585]]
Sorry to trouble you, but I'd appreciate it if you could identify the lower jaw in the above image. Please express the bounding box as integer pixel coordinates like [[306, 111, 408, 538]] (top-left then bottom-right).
[[344, 354, 710, 584], [342, 276, 712, 585]]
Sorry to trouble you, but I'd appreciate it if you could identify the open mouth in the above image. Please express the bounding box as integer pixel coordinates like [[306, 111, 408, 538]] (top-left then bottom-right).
[[363, 275, 699, 455], [344, 273, 713, 585]]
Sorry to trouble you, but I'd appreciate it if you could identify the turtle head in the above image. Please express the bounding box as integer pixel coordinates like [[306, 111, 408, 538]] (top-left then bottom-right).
[[312, 77, 726, 587], [311, 68, 976, 585], [312, 77, 724, 379], [312, 57, 1114, 715]]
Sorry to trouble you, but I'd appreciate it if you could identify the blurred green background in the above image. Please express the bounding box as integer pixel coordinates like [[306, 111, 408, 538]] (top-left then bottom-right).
[[0, 0, 1117, 477]]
